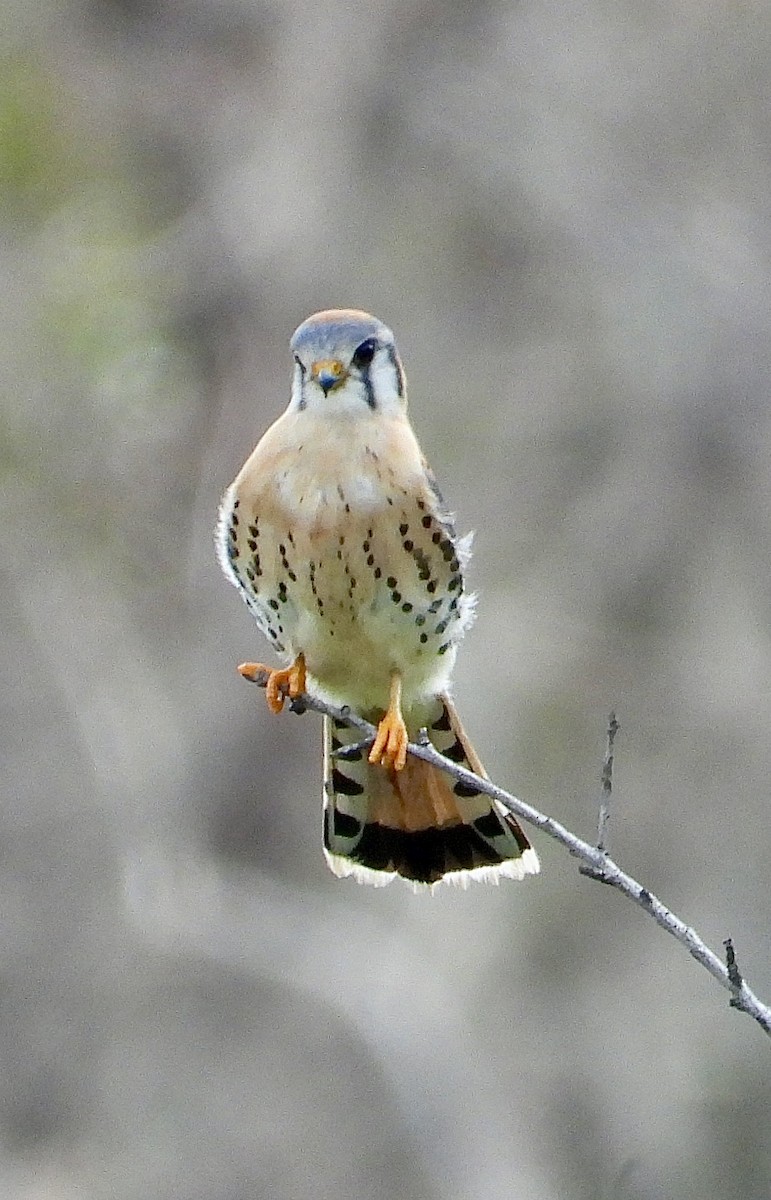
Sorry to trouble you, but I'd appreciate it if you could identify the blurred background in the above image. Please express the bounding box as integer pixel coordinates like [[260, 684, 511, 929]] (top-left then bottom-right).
[[2, 0, 771, 1197]]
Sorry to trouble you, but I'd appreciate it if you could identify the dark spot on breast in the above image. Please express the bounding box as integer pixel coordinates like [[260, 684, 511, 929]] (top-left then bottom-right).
[[432, 531, 442, 544], [268, 598, 279, 611], [426, 580, 437, 594], [403, 539, 413, 552], [391, 590, 402, 604], [399, 523, 409, 536], [438, 641, 451, 654], [448, 576, 461, 592], [386, 576, 397, 589], [402, 602, 413, 613], [374, 567, 382, 579], [421, 514, 432, 529], [247, 539, 257, 551], [435, 618, 448, 634], [419, 632, 428, 644], [415, 614, 426, 626], [411, 547, 432, 580], [366, 554, 375, 566]]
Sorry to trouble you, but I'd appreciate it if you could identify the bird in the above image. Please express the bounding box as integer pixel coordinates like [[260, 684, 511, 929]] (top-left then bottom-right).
[[216, 309, 540, 888]]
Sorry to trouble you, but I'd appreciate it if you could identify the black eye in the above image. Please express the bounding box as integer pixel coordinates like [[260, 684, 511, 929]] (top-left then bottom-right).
[[352, 338, 377, 369]]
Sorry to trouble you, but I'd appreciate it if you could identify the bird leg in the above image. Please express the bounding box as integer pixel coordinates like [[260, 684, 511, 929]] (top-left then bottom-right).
[[369, 671, 409, 772], [238, 654, 306, 714]]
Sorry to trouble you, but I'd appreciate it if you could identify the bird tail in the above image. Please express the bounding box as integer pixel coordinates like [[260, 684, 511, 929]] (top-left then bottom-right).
[[322, 694, 540, 888]]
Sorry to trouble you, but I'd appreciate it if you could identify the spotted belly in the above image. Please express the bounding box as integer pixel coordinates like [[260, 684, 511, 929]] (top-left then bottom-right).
[[218, 491, 474, 714]]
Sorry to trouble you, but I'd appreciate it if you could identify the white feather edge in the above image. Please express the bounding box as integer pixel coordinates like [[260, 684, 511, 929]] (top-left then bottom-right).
[[323, 846, 540, 892], [214, 483, 239, 587]]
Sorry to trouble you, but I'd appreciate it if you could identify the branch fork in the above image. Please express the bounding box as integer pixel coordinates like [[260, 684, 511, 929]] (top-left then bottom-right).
[[240, 670, 771, 1039]]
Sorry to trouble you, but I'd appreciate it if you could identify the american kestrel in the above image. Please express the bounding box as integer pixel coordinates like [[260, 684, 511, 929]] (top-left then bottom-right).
[[217, 309, 540, 888]]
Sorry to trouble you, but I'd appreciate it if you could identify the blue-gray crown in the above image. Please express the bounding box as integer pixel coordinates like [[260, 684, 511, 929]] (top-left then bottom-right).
[[290, 309, 395, 358]]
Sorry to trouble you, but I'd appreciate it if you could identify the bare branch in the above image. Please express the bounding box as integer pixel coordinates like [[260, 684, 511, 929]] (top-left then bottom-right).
[[241, 670, 771, 1040], [580, 711, 619, 883], [597, 711, 619, 853]]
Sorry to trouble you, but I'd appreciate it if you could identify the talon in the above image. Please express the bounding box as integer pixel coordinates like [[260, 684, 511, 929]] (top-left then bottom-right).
[[238, 655, 306, 715], [265, 671, 287, 714], [369, 672, 409, 772], [238, 661, 269, 683]]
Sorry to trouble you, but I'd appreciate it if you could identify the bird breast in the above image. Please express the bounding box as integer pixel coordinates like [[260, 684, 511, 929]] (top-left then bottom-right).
[[225, 407, 472, 712]]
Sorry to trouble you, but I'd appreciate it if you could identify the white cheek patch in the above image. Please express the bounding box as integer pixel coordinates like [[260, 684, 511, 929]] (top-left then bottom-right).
[[289, 363, 307, 411], [367, 352, 404, 414]]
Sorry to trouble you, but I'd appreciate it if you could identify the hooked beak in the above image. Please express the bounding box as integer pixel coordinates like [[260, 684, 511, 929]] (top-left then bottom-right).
[[310, 358, 349, 395]]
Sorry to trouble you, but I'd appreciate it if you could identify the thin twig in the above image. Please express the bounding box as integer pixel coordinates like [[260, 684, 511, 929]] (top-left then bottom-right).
[[241, 670, 771, 1040], [598, 711, 619, 852], [723, 937, 747, 1011], [579, 711, 620, 882]]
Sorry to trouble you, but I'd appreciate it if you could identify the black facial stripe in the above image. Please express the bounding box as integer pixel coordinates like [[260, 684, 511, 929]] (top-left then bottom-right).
[[386, 344, 405, 398], [360, 365, 377, 411], [294, 360, 307, 411]]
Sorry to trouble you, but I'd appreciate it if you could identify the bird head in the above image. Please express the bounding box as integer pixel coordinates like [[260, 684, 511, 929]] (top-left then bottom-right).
[[289, 309, 406, 416]]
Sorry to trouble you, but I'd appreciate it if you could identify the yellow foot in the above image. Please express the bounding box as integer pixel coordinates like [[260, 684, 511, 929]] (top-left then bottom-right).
[[238, 654, 306, 714], [369, 672, 409, 772]]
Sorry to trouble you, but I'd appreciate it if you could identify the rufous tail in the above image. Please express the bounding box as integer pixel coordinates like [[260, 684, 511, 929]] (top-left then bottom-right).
[[323, 694, 540, 888]]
